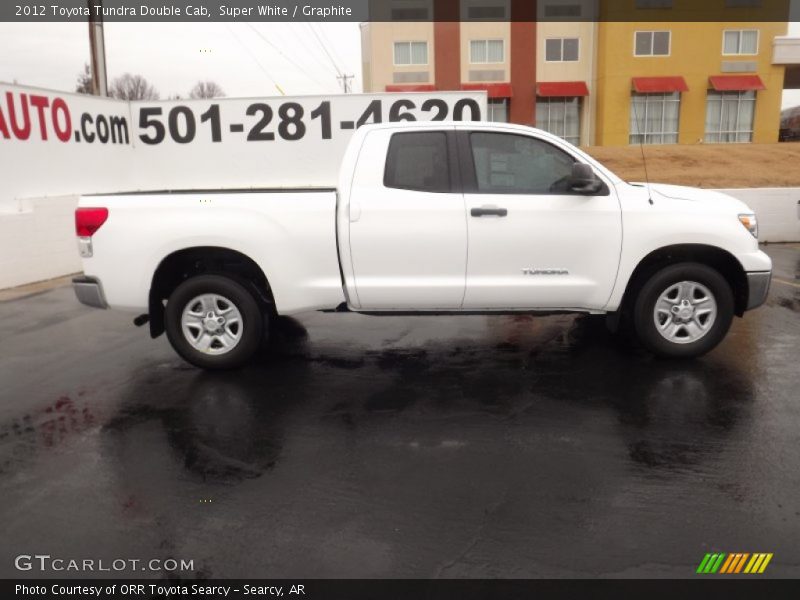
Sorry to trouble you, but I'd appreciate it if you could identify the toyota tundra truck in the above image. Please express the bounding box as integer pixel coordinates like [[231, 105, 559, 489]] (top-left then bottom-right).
[[72, 121, 772, 369]]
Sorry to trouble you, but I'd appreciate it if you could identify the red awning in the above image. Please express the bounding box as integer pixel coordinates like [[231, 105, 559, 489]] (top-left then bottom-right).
[[536, 81, 590, 97], [460, 83, 513, 98], [384, 84, 436, 92], [708, 75, 766, 91], [631, 76, 689, 93]]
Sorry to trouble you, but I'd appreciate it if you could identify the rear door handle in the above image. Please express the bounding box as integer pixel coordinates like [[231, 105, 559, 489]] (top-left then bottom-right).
[[349, 201, 361, 223], [471, 206, 508, 217]]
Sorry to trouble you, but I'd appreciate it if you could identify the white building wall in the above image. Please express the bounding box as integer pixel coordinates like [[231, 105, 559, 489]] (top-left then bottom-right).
[[719, 188, 800, 243]]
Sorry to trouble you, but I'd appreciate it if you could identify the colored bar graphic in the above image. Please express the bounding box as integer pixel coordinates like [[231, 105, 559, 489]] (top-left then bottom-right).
[[703, 552, 774, 574], [710, 553, 726, 573], [697, 554, 712, 574], [735, 553, 749, 573], [719, 554, 736, 573], [725, 553, 741, 573], [703, 554, 719, 573], [744, 554, 761, 573], [721, 553, 737, 574], [758, 554, 773, 573], [697, 553, 728, 574]]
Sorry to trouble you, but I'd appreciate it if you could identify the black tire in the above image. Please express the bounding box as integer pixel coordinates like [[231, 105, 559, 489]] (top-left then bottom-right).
[[632, 262, 734, 358], [165, 275, 265, 370]]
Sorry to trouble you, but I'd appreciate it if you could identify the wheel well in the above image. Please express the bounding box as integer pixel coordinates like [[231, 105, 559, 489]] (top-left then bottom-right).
[[148, 247, 274, 338], [621, 244, 748, 317]]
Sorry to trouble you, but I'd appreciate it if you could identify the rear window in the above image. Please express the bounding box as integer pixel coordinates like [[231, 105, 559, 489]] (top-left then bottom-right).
[[384, 131, 450, 193]]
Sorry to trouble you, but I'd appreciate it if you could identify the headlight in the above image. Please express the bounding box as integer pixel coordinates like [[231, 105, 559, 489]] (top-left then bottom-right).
[[738, 213, 758, 239]]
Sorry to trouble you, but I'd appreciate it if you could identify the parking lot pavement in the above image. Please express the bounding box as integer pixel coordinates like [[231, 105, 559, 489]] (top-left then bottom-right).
[[0, 245, 798, 579]]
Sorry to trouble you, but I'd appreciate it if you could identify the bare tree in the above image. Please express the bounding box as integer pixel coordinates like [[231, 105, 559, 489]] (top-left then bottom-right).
[[109, 73, 160, 101], [188, 81, 225, 99], [75, 63, 93, 94]]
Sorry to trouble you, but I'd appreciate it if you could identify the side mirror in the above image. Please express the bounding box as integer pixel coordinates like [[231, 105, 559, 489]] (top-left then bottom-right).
[[569, 163, 602, 194]]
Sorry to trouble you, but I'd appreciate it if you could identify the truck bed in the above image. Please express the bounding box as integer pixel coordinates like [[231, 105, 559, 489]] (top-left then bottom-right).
[[79, 189, 346, 314]]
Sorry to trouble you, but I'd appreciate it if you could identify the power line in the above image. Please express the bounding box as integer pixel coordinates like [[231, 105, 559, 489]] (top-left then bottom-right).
[[305, 21, 343, 77], [245, 23, 330, 91], [304, 22, 354, 93], [225, 24, 285, 95], [315, 23, 350, 75], [315, 23, 356, 92]]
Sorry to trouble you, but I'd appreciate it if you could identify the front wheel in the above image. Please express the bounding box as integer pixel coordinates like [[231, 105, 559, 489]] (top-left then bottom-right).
[[632, 263, 734, 358], [165, 275, 265, 370]]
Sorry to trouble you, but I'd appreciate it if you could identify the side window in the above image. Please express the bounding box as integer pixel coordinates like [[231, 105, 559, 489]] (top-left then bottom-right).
[[469, 132, 577, 195], [384, 132, 450, 193]]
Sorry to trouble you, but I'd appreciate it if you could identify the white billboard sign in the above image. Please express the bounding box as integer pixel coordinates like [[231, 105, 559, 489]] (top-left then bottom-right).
[[0, 83, 487, 201], [129, 92, 486, 189], [0, 84, 135, 205]]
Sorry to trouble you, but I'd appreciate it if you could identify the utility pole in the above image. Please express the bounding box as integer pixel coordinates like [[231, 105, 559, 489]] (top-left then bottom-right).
[[88, 0, 108, 96], [337, 74, 354, 94]]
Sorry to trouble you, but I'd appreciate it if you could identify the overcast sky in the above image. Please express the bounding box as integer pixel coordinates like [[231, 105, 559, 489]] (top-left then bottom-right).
[[0, 21, 799, 108], [0, 22, 363, 97]]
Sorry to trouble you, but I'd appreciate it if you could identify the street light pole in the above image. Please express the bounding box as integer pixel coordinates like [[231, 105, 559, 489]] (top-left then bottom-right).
[[337, 74, 354, 93], [88, 0, 108, 96]]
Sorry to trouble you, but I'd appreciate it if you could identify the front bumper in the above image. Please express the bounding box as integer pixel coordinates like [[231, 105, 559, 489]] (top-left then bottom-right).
[[72, 276, 108, 309], [746, 271, 772, 311]]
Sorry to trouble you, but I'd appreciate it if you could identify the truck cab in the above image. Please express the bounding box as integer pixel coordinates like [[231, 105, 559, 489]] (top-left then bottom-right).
[[337, 122, 624, 312]]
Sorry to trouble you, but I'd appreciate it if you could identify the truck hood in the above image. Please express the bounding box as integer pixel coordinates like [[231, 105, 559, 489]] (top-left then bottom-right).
[[632, 182, 753, 214]]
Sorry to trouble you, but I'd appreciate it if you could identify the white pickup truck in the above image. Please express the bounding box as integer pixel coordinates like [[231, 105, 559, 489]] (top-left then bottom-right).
[[73, 121, 771, 369]]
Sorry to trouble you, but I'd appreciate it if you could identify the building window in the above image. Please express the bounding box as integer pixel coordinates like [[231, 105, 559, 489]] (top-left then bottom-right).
[[635, 0, 673, 7], [487, 98, 509, 122], [704, 91, 756, 143], [536, 97, 582, 145], [634, 31, 670, 56], [723, 30, 759, 55], [545, 38, 579, 62], [630, 92, 681, 144], [393, 41, 428, 66], [465, 0, 507, 20], [542, 3, 582, 18], [390, 0, 431, 20], [725, 0, 761, 7], [384, 132, 450, 193], [470, 39, 504, 63]]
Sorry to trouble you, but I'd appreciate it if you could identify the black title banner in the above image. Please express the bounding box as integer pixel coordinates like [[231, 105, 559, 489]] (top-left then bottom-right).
[[3, 0, 799, 23], [3, 579, 799, 600]]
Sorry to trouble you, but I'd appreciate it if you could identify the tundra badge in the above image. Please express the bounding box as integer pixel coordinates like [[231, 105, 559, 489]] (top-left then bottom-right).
[[522, 268, 569, 275]]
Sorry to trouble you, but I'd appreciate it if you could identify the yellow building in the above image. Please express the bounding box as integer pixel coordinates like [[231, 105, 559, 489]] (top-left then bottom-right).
[[360, 0, 793, 146], [596, 2, 789, 146]]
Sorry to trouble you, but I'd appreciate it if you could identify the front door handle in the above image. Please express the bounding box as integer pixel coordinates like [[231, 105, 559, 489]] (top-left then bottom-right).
[[471, 206, 508, 217]]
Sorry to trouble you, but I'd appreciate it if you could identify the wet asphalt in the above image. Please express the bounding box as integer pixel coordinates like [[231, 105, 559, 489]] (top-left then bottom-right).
[[0, 245, 798, 579]]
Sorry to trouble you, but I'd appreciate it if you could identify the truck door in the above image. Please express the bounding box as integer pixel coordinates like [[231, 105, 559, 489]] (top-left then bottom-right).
[[345, 127, 467, 310], [459, 129, 622, 310]]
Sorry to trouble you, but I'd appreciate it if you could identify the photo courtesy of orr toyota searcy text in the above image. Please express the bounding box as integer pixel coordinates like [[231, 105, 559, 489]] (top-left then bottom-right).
[[15, 584, 297, 597]]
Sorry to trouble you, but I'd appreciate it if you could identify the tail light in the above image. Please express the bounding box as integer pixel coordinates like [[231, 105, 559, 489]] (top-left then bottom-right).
[[75, 207, 108, 237], [75, 207, 108, 258]]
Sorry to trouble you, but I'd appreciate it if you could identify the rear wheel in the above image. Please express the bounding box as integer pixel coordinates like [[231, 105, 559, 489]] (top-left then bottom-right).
[[165, 275, 264, 370], [632, 263, 734, 358]]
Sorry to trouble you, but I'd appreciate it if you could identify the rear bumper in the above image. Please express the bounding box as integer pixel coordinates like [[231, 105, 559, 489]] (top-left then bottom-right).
[[746, 271, 772, 311], [72, 276, 108, 309]]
